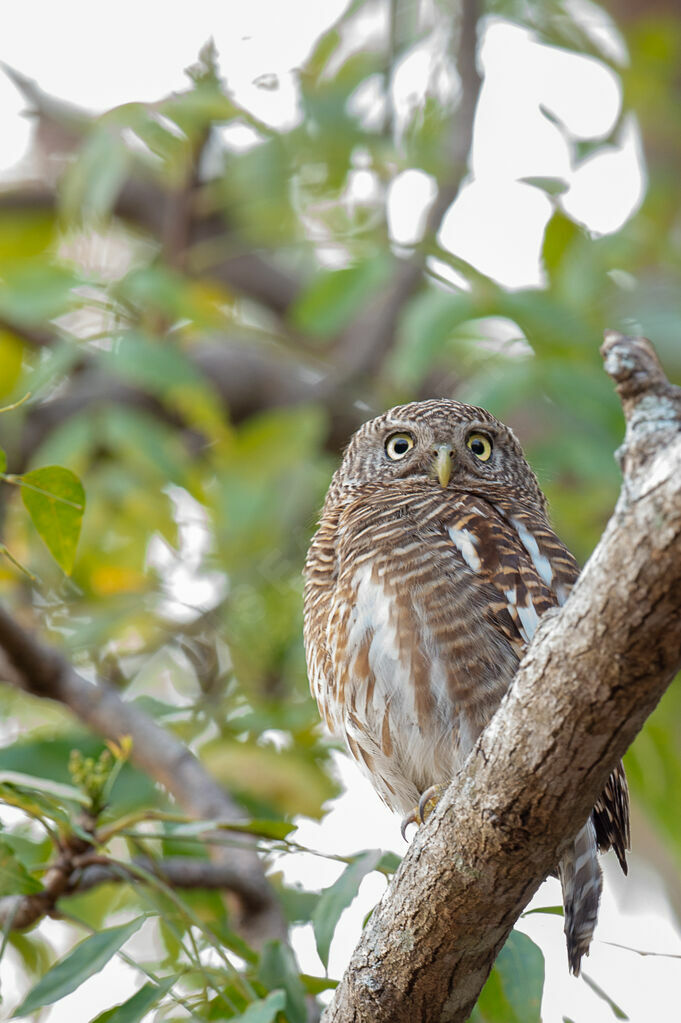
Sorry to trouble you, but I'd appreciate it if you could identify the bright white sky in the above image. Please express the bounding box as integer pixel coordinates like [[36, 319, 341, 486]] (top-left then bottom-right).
[[0, 3, 674, 1022]]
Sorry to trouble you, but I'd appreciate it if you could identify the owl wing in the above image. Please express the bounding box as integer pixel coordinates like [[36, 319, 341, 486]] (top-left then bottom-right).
[[441, 494, 573, 656], [443, 494, 630, 870], [304, 504, 343, 736]]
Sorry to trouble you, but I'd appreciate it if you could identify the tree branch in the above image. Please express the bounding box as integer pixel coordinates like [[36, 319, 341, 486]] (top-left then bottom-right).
[[0, 853, 262, 932], [323, 332, 681, 1023], [0, 609, 287, 946], [333, 0, 483, 380]]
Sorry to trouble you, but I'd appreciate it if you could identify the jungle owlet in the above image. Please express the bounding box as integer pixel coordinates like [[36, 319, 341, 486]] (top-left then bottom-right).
[[303, 399, 629, 974]]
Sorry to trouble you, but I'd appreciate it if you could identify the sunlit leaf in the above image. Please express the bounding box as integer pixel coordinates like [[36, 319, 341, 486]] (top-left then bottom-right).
[[0, 739, 157, 815], [0, 769, 89, 805], [13, 917, 145, 1017], [313, 849, 382, 969], [0, 209, 57, 265], [203, 740, 337, 819], [20, 465, 85, 573], [0, 838, 43, 896], [8, 932, 53, 979], [0, 329, 24, 397]]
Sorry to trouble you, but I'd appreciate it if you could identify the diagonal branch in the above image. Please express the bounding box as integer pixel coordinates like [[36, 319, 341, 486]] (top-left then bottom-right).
[[323, 332, 681, 1023], [0, 610, 287, 946]]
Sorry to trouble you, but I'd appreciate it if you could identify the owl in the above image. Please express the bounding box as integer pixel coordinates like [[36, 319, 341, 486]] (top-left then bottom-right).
[[303, 399, 629, 975]]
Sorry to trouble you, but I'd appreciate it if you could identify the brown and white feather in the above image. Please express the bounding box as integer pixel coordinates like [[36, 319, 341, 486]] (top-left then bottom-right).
[[303, 399, 629, 975]]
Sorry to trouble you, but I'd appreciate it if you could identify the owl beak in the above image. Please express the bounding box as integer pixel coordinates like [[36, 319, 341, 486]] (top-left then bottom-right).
[[434, 445, 453, 487]]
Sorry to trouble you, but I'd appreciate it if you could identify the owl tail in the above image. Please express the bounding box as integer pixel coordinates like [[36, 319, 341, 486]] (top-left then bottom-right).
[[558, 818, 602, 975]]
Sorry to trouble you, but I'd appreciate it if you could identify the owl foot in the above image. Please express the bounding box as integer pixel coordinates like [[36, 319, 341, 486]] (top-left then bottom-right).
[[400, 784, 446, 840], [419, 784, 445, 822]]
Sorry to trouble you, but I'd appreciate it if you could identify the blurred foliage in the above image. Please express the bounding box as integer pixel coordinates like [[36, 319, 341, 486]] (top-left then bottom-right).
[[0, 0, 679, 1019]]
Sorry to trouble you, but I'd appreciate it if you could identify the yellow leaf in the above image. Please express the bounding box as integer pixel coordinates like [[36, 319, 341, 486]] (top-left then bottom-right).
[[0, 330, 24, 398], [90, 564, 148, 595]]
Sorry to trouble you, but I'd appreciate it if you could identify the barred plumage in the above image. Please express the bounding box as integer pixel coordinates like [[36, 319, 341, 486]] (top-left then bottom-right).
[[303, 399, 629, 974]]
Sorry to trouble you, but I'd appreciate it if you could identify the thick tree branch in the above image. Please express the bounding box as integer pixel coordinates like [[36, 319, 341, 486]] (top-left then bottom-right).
[[323, 332, 681, 1023], [0, 611, 287, 945]]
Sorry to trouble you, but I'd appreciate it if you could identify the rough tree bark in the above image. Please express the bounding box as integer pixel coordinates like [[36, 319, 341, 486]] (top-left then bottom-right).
[[322, 331, 681, 1023]]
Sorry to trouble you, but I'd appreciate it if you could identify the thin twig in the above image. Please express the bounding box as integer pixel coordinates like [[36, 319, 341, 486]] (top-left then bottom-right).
[[0, 605, 287, 944]]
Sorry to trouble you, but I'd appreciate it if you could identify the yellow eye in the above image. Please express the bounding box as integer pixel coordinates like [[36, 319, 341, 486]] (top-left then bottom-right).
[[466, 433, 493, 462], [385, 433, 414, 460]]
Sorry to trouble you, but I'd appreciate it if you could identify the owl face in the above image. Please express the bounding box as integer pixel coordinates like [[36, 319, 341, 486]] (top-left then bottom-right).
[[335, 399, 545, 511]]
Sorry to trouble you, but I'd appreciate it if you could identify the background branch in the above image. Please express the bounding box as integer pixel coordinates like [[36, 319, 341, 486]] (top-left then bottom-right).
[[0, 609, 287, 945], [323, 332, 681, 1022], [332, 0, 482, 381], [0, 853, 264, 933]]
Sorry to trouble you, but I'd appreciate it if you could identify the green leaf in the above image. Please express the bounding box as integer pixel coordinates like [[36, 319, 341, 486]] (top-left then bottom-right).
[[391, 288, 476, 387], [522, 905, 564, 917], [0, 838, 43, 896], [0, 447, 7, 473], [162, 816, 294, 841], [0, 209, 58, 266], [376, 851, 401, 875], [471, 930, 545, 1023], [60, 123, 130, 223], [300, 973, 338, 995], [582, 973, 630, 1020], [8, 932, 53, 978], [233, 989, 286, 1023], [0, 739, 157, 816], [227, 818, 296, 840], [257, 940, 307, 1023], [271, 875, 320, 925], [88, 975, 177, 1023], [107, 331, 204, 394], [13, 917, 145, 1017], [0, 769, 89, 805], [291, 255, 392, 338], [312, 849, 382, 969], [521, 175, 569, 196], [0, 263, 82, 326], [19, 465, 85, 573]]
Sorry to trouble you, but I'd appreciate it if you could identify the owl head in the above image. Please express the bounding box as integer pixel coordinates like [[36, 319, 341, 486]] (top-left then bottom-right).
[[331, 399, 547, 513]]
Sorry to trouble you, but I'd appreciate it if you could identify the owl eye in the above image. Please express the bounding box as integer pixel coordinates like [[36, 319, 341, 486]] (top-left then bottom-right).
[[466, 432, 493, 462], [385, 433, 415, 460]]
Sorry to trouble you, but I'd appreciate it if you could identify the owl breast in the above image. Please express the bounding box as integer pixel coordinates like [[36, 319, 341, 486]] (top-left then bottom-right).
[[306, 487, 523, 814]]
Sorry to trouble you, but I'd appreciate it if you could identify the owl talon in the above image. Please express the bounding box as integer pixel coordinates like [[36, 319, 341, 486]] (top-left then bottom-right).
[[400, 785, 446, 841], [400, 809, 419, 841], [418, 784, 445, 823]]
